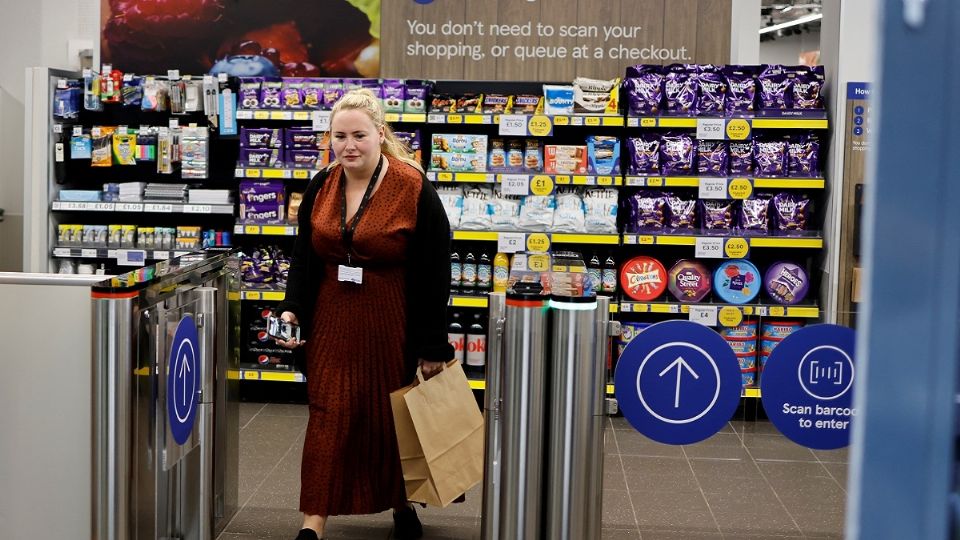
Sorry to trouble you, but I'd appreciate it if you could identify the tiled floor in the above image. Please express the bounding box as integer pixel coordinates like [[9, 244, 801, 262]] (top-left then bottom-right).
[[218, 402, 847, 540]]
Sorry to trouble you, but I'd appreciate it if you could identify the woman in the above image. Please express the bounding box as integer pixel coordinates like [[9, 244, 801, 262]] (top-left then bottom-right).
[[275, 89, 453, 540]]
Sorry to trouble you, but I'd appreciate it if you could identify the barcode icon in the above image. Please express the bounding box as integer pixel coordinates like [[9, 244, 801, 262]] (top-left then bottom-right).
[[810, 361, 844, 385]]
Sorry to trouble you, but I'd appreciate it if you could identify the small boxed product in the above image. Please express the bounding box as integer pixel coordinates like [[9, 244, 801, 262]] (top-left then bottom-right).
[[543, 85, 575, 115], [431, 133, 487, 155], [239, 148, 284, 168], [240, 180, 286, 206], [481, 94, 512, 114], [241, 127, 283, 148], [506, 139, 524, 172], [120, 225, 137, 248], [544, 145, 588, 175], [241, 202, 286, 223], [287, 149, 328, 169], [137, 227, 156, 249], [284, 128, 328, 150], [431, 152, 487, 172], [394, 130, 421, 162], [59, 189, 102, 202], [523, 140, 543, 172], [586, 136, 621, 175], [488, 138, 507, 172]]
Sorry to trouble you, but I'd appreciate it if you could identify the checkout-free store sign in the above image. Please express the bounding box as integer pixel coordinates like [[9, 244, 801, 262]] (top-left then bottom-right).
[[615, 320, 742, 445], [760, 324, 856, 450], [168, 315, 201, 446]]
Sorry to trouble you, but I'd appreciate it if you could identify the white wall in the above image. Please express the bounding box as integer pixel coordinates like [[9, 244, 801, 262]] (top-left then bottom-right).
[[759, 30, 822, 65], [0, 0, 99, 271]]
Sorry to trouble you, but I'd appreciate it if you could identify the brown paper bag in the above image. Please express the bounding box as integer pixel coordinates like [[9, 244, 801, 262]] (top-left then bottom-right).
[[390, 360, 484, 507]]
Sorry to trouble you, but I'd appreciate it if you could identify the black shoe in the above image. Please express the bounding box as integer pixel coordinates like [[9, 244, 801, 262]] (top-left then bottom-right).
[[295, 528, 320, 540], [393, 506, 423, 540]]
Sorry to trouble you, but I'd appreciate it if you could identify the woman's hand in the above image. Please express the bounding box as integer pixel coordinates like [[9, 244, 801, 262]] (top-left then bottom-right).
[[274, 311, 306, 349], [418, 359, 445, 380]]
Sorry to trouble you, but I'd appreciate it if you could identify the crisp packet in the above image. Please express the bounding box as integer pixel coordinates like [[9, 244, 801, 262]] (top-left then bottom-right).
[[664, 64, 698, 114], [787, 136, 820, 177], [437, 185, 464, 228], [660, 133, 695, 175], [758, 65, 790, 110], [459, 187, 493, 230], [772, 193, 810, 232], [753, 139, 788, 177], [624, 65, 663, 115], [584, 188, 618, 234], [724, 66, 757, 114], [696, 65, 727, 115], [697, 140, 728, 176], [573, 77, 619, 115], [543, 85, 575, 115], [519, 194, 557, 231], [628, 134, 660, 175], [551, 189, 586, 233], [322, 80, 344, 109], [490, 187, 521, 231]]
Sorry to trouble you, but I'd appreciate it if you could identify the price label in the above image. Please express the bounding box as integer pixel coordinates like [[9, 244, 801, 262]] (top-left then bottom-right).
[[724, 237, 750, 258], [117, 203, 144, 212], [53, 248, 70, 257], [641, 118, 657, 127], [93, 203, 114, 211], [53, 123, 63, 134], [696, 118, 726, 140], [718, 306, 744, 328], [597, 176, 613, 186], [498, 232, 525, 253], [727, 178, 753, 199], [689, 305, 719, 327], [167, 69, 181, 80], [501, 174, 530, 195], [117, 249, 147, 267], [695, 237, 725, 258], [72, 125, 83, 136], [527, 115, 553, 137], [293, 111, 310, 121], [528, 254, 550, 272], [769, 306, 786, 317], [427, 113, 445, 124], [383, 113, 400, 123], [725, 118, 751, 140], [253, 111, 270, 120], [168, 118, 179, 129], [646, 177, 664, 187], [246, 169, 262, 178], [293, 169, 310, 179], [56, 79, 68, 89], [153, 251, 170, 260], [79, 248, 97, 258], [530, 175, 555, 196], [553, 115, 570, 126], [312, 111, 331, 132], [144, 204, 174, 213], [584, 116, 601, 126], [218, 72, 228, 83], [526, 233, 551, 253], [183, 204, 212, 214], [698, 178, 728, 199], [447, 114, 463, 124], [499, 114, 527, 136]]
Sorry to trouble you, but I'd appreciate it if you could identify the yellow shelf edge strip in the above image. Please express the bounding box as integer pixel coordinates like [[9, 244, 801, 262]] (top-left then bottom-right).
[[451, 296, 489, 308], [750, 237, 824, 248], [753, 178, 825, 189], [656, 236, 698, 246], [468, 379, 486, 390], [552, 234, 619, 245], [453, 231, 499, 241], [752, 119, 828, 129]]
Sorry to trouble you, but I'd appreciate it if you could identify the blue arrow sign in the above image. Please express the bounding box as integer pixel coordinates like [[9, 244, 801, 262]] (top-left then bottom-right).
[[615, 320, 742, 445], [167, 315, 200, 446], [760, 324, 856, 450]]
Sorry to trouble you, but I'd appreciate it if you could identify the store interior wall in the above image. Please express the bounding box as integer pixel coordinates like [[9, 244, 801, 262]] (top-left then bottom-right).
[[0, 0, 98, 271], [730, 0, 761, 64], [759, 30, 822, 65]]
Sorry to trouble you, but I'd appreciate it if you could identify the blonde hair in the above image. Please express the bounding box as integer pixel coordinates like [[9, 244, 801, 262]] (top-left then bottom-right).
[[328, 88, 424, 173]]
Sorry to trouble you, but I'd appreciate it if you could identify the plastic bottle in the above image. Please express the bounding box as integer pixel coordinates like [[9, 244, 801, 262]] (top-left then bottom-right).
[[477, 252, 492, 291], [450, 250, 462, 292], [448, 312, 465, 365], [465, 313, 487, 377], [588, 253, 602, 294], [493, 252, 510, 293], [602, 253, 618, 294], [462, 251, 477, 293]]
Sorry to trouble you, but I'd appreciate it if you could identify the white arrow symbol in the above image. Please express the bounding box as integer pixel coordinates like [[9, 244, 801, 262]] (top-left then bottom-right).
[[179, 354, 192, 407], [659, 356, 700, 408]]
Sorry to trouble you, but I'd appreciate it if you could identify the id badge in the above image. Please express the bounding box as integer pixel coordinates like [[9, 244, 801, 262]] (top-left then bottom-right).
[[338, 264, 363, 284]]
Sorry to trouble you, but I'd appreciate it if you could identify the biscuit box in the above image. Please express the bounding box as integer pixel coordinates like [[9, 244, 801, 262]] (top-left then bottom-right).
[[431, 133, 487, 155], [544, 145, 588, 175], [430, 152, 487, 172]]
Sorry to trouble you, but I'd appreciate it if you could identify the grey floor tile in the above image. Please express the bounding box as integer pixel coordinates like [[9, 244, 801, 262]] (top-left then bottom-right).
[[218, 533, 283, 540], [729, 420, 782, 436], [419, 484, 483, 519], [603, 456, 627, 491], [417, 515, 480, 540], [721, 534, 804, 539], [622, 456, 701, 494], [813, 447, 849, 463], [683, 433, 752, 460], [705, 494, 801, 536], [640, 528, 723, 539], [757, 461, 834, 484], [602, 528, 641, 539], [615, 430, 686, 458], [610, 415, 635, 430], [239, 402, 266, 430], [603, 489, 638, 529], [323, 520, 392, 539], [223, 503, 305, 537], [690, 458, 763, 482], [262, 402, 310, 417], [742, 434, 818, 462], [632, 491, 718, 533], [823, 463, 849, 491]]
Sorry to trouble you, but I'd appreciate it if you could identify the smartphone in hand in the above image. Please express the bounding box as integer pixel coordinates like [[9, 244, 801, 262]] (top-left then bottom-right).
[[267, 316, 301, 342]]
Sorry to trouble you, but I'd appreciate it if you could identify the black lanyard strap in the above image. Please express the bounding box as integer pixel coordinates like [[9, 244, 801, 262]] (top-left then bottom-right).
[[339, 156, 384, 263]]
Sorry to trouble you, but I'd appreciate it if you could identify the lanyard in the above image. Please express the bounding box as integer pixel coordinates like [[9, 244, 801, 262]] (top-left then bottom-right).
[[339, 156, 384, 265]]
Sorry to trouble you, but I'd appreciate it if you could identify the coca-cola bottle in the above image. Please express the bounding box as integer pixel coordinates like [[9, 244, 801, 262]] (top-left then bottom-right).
[[448, 312, 465, 365], [465, 313, 487, 377]]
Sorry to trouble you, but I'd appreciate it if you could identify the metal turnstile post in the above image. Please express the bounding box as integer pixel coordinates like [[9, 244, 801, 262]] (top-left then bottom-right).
[[481, 292, 506, 540], [545, 296, 607, 540], [497, 293, 549, 540]]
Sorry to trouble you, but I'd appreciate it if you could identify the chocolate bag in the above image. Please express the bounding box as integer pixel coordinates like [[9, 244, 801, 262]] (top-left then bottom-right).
[[390, 361, 484, 507]]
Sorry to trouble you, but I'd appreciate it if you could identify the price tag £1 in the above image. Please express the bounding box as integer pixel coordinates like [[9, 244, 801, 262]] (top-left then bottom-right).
[[312, 111, 331, 132], [695, 237, 725, 259], [689, 305, 719, 327], [499, 114, 527, 136]]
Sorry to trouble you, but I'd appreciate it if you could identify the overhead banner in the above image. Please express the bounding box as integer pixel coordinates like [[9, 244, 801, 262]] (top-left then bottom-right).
[[101, 0, 730, 81], [382, 0, 732, 80]]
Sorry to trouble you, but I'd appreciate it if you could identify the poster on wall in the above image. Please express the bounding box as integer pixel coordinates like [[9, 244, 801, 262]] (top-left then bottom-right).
[[99, 0, 382, 77]]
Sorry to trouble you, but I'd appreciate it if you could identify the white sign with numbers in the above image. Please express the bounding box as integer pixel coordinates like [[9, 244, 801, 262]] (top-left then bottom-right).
[[689, 305, 719, 327], [499, 115, 527, 136], [497, 233, 525, 253], [501, 175, 530, 196], [698, 178, 728, 199], [696, 118, 725, 140], [695, 237, 724, 259]]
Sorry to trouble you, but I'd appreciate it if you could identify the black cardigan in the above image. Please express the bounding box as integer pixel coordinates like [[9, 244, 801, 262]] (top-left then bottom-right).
[[277, 163, 455, 381]]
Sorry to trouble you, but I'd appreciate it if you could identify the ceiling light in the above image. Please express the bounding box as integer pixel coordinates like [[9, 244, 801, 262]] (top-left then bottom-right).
[[759, 12, 823, 34]]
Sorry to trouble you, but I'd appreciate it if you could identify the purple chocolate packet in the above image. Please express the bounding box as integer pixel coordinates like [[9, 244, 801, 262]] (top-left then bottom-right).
[[790, 66, 825, 109], [404, 80, 431, 113], [740, 195, 772, 232], [753, 139, 788, 177], [241, 127, 283, 149], [758, 65, 790, 110], [723, 66, 757, 114], [696, 65, 727, 115], [664, 64, 698, 115], [697, 140, 729, 176], [302, 81, 323, 109], [281, 79, 304, 109], [660, 133, 695, 175], [772, 193, 811, 232], [287, 149, 322, 169], [728, 142, 754, 175], [322, 80, 344, 109], [787, 136, 820, 177], [666, 195, 697, 231], [628, 134, 661, 175], [260, 81, 283, 109], [239, 78, 263, 109], [239, 148, 284, 168], [628, 192, 667, 232], [624, 65, 664, 115], [701, 199, 737, 231]]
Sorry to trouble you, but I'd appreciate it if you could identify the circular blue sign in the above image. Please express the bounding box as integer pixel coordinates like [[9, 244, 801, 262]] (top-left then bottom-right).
[[167, 315, 201, 446], [854, 127, 864, 136], [615, 320, 742, 445], [760, 324, 856, 450]]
